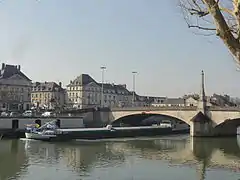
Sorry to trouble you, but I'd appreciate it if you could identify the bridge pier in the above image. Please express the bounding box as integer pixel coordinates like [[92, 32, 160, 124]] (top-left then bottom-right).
[[190, 112, 213, 137], [190, 71, 214, 137]]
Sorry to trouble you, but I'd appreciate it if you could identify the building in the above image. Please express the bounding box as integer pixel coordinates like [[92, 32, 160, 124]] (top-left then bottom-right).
[[184, 96, 199, 106], [150, 97, 186, 107], [31, 82, 65, 109], [133, 95, 167, 107], [0, 63, 32, 111], [66, 74, 132, 108], [210, 94, 235, 107], [132, 94, 187, 107], [183, 94, 213, 107]]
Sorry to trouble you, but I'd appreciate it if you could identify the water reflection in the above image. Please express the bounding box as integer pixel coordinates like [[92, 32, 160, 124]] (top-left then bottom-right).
[[0, 140, 28, 180], [24, 140, 126, 175], [0, 136, 240, 180]]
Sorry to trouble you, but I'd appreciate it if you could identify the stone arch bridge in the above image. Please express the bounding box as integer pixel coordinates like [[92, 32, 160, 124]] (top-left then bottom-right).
[[108, 106, 240, 136]]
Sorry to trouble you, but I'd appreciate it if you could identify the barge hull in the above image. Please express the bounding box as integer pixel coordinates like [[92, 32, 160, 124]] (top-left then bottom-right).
[[47, 127, 190, 141]]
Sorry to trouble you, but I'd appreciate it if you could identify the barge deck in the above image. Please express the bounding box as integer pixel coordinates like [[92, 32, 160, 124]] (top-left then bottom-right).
[[26, 126, 190, 141]]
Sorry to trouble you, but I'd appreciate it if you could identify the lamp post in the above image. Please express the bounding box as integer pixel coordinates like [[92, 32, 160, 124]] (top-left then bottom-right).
[[100, 66, 106, 108], [132, 71, 137, 107]]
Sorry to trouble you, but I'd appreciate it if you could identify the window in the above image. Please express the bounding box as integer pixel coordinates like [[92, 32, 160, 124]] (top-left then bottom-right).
[[20, 95, 23, 102]]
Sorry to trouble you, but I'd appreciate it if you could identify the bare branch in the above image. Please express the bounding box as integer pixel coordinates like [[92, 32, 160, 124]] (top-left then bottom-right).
[[188, 25, 216, 30], [179, 0, 240, 64]]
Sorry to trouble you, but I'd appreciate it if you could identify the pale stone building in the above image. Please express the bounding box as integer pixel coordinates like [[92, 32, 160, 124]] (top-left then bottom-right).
[[184, 96, 199, 106], [66, 74, 132, 108], [0, 63, 32, 111], [31, 82, 65, 109], [133, 95, 167, 107], [184, 95, 212, 107], [151, 98, 186, 107]]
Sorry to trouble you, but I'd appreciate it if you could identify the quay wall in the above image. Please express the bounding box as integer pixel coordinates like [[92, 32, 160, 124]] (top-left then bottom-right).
[[0, 110, 110, 131]]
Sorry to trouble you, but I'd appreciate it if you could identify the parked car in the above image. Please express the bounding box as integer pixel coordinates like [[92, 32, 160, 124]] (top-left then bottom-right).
[[41, 111, 55, 117], [22, 110, 33, 117], [9, 112, 21, 117], [1, 111, 9, 117]]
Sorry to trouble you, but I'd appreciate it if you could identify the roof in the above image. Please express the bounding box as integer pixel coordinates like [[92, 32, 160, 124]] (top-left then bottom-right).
[[32, 82, 64, 92], [67, 74, 131, 95], [67, 74, 97, 87], [134, 95, 167, 102], [183, 94, 199, 101], [190, 111, 211, 122], [98, 83, 131, 95], [0, 64, 31, 81], [163, 98, 185, 104]]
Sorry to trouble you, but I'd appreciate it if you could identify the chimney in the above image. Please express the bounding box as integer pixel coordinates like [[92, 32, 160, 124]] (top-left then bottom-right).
[[119, 84, 126, 89], [17, 65, 20, 70], [1, 63, 5, 70], [59, 82, 62, 87]]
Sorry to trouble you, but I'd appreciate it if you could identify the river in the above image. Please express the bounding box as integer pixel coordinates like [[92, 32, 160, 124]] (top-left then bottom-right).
[[0, 135, 239, 180]]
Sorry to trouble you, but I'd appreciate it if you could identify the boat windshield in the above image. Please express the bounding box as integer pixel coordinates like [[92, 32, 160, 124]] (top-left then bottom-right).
[[38, 120, 58, 130]]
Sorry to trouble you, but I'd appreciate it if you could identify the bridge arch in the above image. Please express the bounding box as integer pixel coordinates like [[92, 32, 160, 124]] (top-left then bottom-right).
[[110, 110, 196, 125], [111, 113, 190, 127], [213, 118, 240, 136]]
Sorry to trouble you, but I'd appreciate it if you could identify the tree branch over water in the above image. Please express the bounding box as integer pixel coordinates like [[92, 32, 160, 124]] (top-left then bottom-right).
[[180, 0, 240, 64]]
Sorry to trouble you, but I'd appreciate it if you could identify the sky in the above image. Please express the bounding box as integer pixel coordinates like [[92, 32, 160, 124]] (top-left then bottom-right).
[[0, 0, 239, 97]]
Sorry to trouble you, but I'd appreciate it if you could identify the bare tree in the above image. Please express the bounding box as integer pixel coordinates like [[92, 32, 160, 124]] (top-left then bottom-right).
[[180, 0, 240, 64]]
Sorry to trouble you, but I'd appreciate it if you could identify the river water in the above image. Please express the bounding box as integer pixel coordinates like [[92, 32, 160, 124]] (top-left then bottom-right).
[[0, 135, 239, 180]]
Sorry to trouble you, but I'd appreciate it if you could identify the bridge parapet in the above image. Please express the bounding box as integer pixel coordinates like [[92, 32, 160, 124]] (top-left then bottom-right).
[[111, 106, 197, 112], [111, 106, 240, 112], [209, 106, 240, 111]]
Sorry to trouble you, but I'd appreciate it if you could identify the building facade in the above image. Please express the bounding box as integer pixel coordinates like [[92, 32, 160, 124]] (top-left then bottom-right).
[[0, 63, 32, 111], [31, 82, 65, 109], [66, 74, 132, 108], [150, 97, 186, 107], [184, 96, 199, 106]]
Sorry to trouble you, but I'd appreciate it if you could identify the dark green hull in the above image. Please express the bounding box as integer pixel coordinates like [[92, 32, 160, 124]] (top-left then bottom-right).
[[46, 127, 190, 141]]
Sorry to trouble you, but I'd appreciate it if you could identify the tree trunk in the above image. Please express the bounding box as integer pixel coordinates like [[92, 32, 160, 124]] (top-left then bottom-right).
[[203, 0, 240, 61]]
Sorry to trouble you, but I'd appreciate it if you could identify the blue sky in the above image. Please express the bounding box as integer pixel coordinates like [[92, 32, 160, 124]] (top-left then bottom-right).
[[0, 0, 239, 97]]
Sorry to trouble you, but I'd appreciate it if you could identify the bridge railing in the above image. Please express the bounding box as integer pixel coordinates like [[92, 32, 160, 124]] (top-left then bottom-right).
[[209, 106, 240, 111], [111, 106, 197, 111], [111, 106, 240, 112]]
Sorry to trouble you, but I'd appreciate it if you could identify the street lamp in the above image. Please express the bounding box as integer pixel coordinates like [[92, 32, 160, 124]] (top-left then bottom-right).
[[100, 66, 106, 108], [132, 71, 137, 107]]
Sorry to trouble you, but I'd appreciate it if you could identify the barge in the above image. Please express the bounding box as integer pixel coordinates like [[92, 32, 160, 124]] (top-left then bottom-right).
[[25, 120, 190, 141]]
